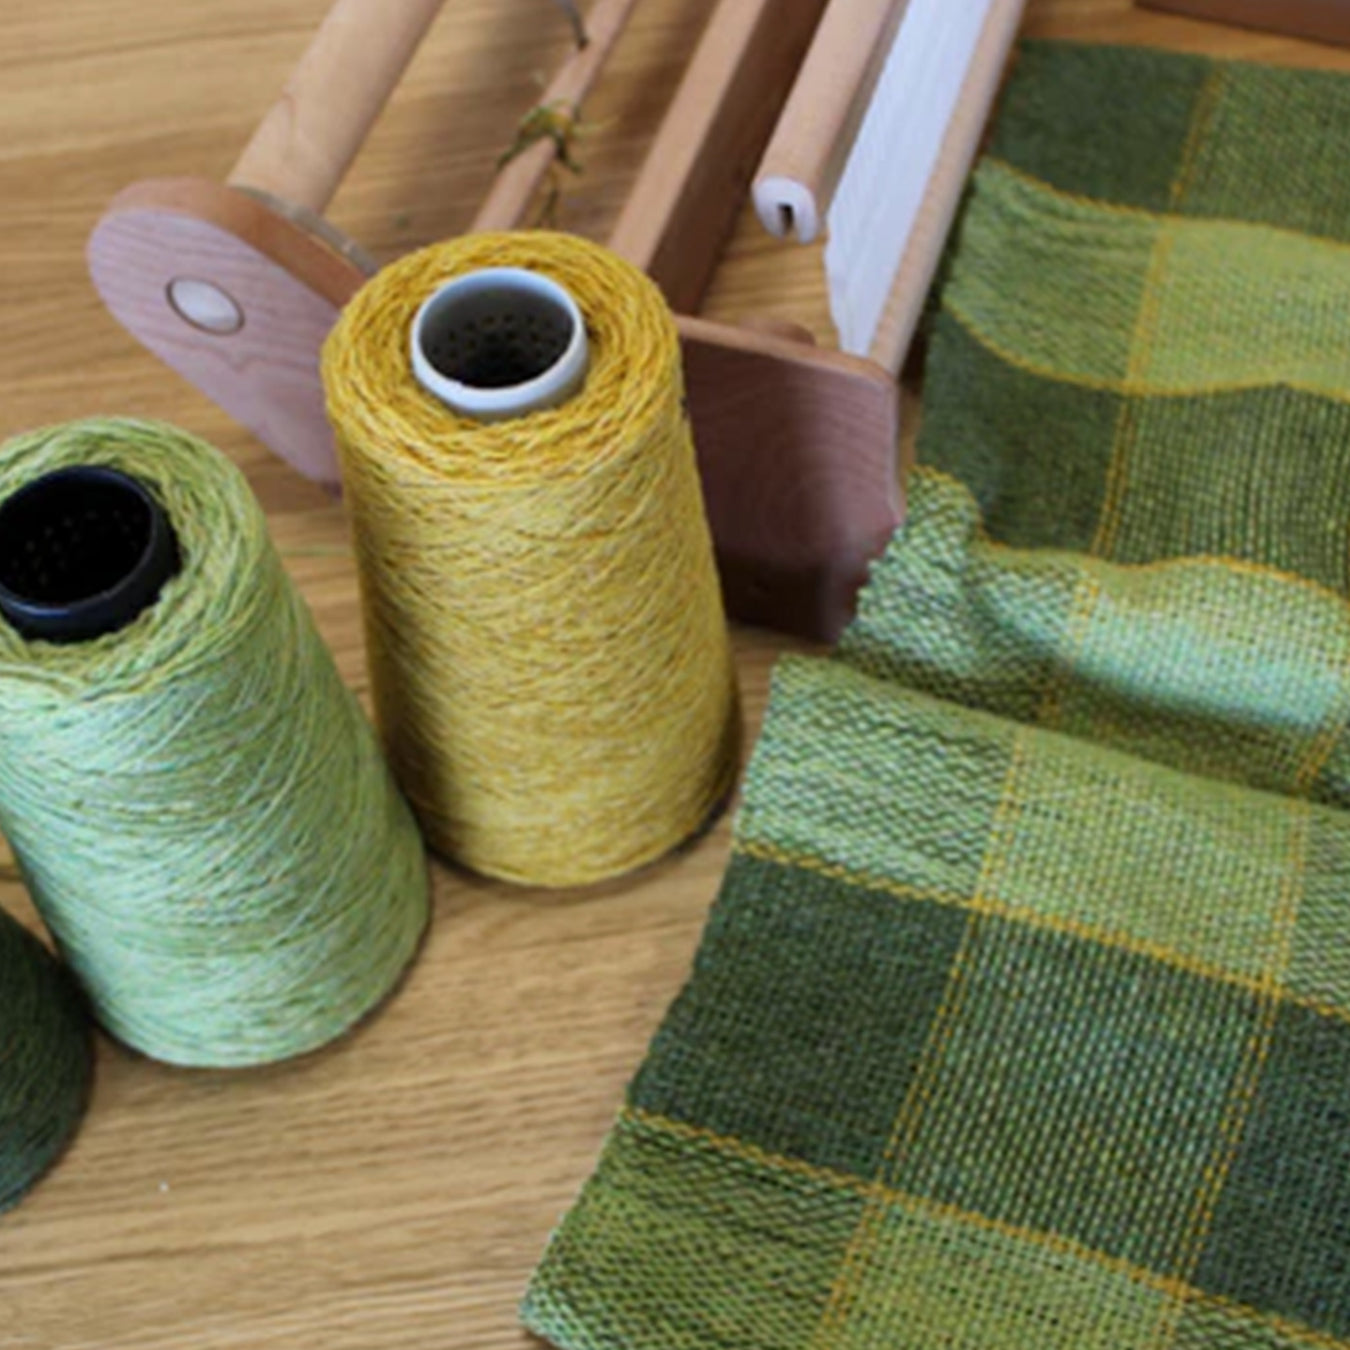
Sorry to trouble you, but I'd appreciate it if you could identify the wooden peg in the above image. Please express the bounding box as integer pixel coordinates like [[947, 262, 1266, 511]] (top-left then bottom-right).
[[754, 0, 910, 244], [230, 0, 450, 214], [607, 0, 830, 315]]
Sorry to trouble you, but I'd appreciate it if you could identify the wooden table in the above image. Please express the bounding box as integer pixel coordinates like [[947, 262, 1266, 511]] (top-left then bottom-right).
[[2, 2, 1346, 1345]]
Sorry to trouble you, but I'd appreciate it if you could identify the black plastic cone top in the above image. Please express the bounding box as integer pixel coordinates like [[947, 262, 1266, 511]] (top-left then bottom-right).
[[0, 466, 180, 643]]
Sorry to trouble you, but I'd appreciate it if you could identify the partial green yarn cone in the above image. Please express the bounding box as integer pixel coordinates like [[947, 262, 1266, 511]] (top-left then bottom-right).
[[0, 419, 429, 1068], [0, 908, 91, 1213]]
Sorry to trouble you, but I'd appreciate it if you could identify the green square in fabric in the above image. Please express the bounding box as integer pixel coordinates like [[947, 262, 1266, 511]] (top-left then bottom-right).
[[890, 917, 1263, 1276], [985, 725, 1304, 985], [1099, 387, 1350, 587], [917, 311, 1120, 554], [735, 658, 1011, 900], [838, 1199, 1170, 1350], [521, 1110, 867, 1350], [1196, 1002, 1350, 1338], [1185, 65, 1350, 242], [988, 41, 1208, 211], [630, 852, 969, 1179], [1144, 219, 1350, 400], [1050, 555, 1350, 793]]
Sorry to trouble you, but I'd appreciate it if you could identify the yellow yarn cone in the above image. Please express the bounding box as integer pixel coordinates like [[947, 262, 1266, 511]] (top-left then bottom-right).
[[322, 232, 740, 887]]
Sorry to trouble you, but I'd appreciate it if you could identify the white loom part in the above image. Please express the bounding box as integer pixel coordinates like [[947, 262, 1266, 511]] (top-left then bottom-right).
[[824, 0, 996, 358]]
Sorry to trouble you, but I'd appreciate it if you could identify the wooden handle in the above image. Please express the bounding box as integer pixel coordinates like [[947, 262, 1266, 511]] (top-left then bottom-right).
[[753, 0, 909, 244], [867, 0, 1025, 375], [473, 0, 643, 231], [229, 0, 447, 214], [608, 0, 829, 315]]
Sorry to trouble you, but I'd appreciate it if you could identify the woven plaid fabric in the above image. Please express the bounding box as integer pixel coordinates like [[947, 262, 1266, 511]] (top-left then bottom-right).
[[524, 43, 1350, 1350]]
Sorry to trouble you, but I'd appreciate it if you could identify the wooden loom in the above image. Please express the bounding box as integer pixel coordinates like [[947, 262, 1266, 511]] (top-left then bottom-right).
[[88, 0, 1021, 642]]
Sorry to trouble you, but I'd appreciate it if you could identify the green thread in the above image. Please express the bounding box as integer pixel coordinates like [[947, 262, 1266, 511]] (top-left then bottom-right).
[[0, 909, 91, 1213], [0, 419, 429, 1069]]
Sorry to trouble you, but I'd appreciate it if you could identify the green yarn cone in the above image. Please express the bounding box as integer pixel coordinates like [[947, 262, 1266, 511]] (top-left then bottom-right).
[[0, 419, 429, 1068], [0, 907, 91, 1213]]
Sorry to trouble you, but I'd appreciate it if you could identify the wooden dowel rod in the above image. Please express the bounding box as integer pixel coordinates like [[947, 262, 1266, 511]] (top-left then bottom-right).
[[753, 0, 909, 244], [867, 0, 1024, 376], [229, 0, 447, 215], [608, 0, 829, 315], [473, 0, 643, 231]]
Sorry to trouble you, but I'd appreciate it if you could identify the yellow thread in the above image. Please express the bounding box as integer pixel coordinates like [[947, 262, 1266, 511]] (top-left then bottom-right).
[[322, 233, 740, 887], [1150, 797, 1307, 1345], [943, 299, 1350, 409], [1092, 398, 1140, 559], [735, 837, 1350, 1027], [624, 1106, 1350, 1350], [811, 733, 1029, 1345], [1092, 223, 1178, 558], [497, 103, 583, 175], [1170, 68, 1225, 209], [914, 463, 1350, 609]]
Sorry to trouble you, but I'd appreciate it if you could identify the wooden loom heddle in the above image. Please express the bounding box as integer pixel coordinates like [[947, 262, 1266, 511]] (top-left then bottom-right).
[[88, 0, 1021, 642]]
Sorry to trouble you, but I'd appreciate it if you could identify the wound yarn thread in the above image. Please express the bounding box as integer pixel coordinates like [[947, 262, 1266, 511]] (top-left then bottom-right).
[[0, 910, 90, 1212], [0, 419, 429, 1069], [322, 232, 740, 887]]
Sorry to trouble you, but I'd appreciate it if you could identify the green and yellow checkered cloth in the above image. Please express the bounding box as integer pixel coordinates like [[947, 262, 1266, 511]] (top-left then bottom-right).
[[524, 42, 1350, 1350]]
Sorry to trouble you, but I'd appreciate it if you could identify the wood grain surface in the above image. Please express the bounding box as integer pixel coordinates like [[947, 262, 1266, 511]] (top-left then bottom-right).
[[3, 1, 1349, 1346]]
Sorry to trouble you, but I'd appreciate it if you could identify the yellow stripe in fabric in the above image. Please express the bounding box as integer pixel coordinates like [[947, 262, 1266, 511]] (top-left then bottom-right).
[[915, 464, 1350, 609], [734, 838, 1350, 1030], [1169, 66, 1225, 210], [945, 302, 1350, 408], [625, 1106, 1350, 1350], [1148, 799, 1307, 1345], [810, 731, 1035, 1346], [1095, 51, 1212, 642], [948, 162, 1350, 405]]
